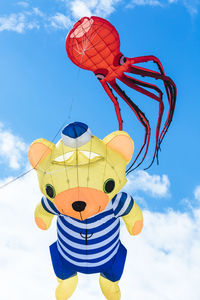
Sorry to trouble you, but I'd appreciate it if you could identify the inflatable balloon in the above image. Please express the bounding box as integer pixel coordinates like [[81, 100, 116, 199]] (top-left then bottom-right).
[[28, 122, 143, 300], [66, 17, 177, 170]]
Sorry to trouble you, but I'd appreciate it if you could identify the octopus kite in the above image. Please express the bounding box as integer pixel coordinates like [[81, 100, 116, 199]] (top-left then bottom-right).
[[65, 16, 177, 171]]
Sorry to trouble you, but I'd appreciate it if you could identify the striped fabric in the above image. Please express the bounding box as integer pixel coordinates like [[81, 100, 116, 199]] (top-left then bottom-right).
[[41, 192, 133, 271]]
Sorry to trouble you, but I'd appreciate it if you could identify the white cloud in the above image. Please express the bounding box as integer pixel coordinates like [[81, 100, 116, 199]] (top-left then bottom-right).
[[0, 13, 26, 33], [71, 0, 93, 18], [16, 1, 29, 8], [65, 0, 121, 19], [125, 170, 170, 197], [120, 208, 200, 300], [50, 13, 72, 29], [129, 0, 162, 6], [0, 0, 118, 34], [26, 20, 40, 30], [194, 185, 200, 201], [0, 0, 199, 34], [0, 11, 40, 33], [0, 7, 72, 33], [49, 0, 121, 30], [127, 0, 200, 14], [0, 172, 56, 300], [166, 0, 200, 15], [32, 7, 45, 17], [170, 0, 200, 15], [0, 171, 199, 299], [182, 0, 200, 15], [0, 123, 27, 170]]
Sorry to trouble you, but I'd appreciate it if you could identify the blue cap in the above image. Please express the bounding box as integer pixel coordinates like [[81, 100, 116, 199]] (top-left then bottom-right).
[[61, 122, 92, 148]]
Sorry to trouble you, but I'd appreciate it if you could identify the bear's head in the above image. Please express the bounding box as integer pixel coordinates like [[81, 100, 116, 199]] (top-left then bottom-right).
[[28, 122, 134, 221]]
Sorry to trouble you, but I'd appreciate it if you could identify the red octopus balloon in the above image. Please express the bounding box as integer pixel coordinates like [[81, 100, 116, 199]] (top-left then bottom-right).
[[65, 16, 177, 171]]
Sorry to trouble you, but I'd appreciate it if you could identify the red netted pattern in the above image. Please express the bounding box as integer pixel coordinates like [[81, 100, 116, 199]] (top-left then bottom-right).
[[66, 17, 120, 72]]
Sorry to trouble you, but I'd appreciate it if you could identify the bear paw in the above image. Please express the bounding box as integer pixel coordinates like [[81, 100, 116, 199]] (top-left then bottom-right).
[[35, 217, 47, 230], [132, 220, 143, 235]]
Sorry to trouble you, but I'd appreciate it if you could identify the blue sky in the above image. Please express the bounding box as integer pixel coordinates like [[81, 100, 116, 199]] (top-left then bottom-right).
[[0, 1, 200, 299], [0, 0, 200, 210]]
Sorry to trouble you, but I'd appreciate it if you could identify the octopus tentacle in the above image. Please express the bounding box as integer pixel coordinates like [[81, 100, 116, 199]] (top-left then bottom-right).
[[129, 55, 170, 100], [129, 56, 176, 142], [122, 75, 163, 94], [129, 55, 166, 74], [128, 64, 176, 146], [101, 81, 123, 130], [109, 80, 151, 171], [159, 81, 176, 143], [128, 64, 171, 82], [121, 74, 162, 101], [120, 74, 164, 166]]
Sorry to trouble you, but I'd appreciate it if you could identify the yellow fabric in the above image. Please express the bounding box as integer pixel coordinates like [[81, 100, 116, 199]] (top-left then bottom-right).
[[30, 135, 127, 197], [56, 275, 78, 300], [28, 130, 134, 220], [28, 138, 55, 169], [52, 150, 103, 166], [28, 128, 143, 298], [103, 130, 131, 144], [103, 131, 134, 163], [122, 202, 143, 235], [99, 276, 121, 300], [34, 202, 54, 230]]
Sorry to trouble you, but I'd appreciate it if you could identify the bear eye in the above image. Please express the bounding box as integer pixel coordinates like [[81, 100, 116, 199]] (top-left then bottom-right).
[[45, 184, 56, 199], [103, 179, 115, 194]]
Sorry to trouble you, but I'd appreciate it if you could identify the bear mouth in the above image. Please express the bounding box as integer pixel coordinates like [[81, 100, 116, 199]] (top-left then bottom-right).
[[79, 205, 101, 221], [60, 206, 101, 220]]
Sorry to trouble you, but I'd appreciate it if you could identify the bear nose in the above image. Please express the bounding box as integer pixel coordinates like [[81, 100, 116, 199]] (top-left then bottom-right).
[[72, 201, 86, 212]]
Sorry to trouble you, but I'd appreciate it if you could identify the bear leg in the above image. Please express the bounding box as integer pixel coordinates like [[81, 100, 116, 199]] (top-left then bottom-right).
[[55, 275, 78, 300], [99, 275, 121, 300]]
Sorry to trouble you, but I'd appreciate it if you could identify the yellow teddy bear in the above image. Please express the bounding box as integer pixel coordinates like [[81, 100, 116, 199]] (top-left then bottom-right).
[[28, 122, 143, 300]]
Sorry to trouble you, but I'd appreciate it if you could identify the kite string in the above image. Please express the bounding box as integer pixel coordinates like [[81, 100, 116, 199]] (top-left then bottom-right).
[[0, 57, 85, 192], [0, 97, 75, 191], [0, 169, 34, 190]]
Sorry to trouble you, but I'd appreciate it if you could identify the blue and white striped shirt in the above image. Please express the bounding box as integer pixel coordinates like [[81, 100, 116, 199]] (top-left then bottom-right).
[[41, 192, 133, 270]]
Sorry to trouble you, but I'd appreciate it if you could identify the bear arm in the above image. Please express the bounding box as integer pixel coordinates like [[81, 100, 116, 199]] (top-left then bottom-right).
[[122, 202, 143, 236], [34, 202, 54, 230]]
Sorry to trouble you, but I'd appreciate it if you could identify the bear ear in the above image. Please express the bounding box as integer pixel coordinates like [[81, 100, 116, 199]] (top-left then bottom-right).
[[103, 131, 134, 163], [28, 139, 55, 169]]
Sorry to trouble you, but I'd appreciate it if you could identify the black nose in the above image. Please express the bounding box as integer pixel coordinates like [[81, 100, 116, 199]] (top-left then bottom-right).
[[72, 201, 86, 212]]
